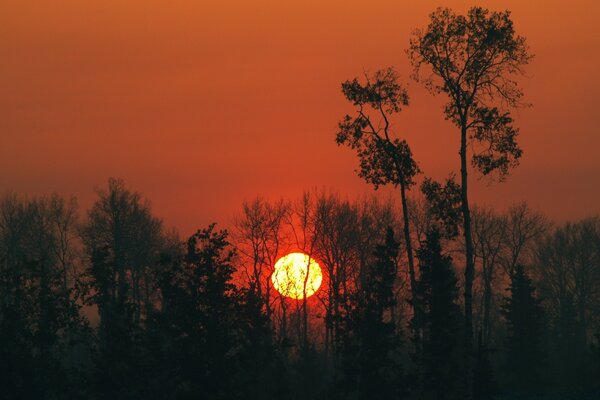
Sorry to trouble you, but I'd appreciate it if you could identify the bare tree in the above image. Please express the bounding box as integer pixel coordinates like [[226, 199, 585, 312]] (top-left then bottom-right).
[[502, 202, 549, 277], [313, 192, 360, 356], [233, 197, 290, 324], [471, 205, 505, 345], [535, 217, 600, 345]]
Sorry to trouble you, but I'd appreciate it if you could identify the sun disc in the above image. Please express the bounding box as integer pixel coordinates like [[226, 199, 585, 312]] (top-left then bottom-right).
[[271, 253, 322, 299]]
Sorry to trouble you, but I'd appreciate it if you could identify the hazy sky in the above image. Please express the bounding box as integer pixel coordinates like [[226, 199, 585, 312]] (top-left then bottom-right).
[[1, 0, 599, 235]]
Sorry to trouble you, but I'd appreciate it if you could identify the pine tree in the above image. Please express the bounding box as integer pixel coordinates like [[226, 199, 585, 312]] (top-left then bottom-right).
[[416, 228, 463, 400], [501, 265, 545, 395], [338, 227, 404, 400]]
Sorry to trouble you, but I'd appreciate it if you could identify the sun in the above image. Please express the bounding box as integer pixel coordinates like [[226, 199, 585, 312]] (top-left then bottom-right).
[[272, 252, 323, 299]]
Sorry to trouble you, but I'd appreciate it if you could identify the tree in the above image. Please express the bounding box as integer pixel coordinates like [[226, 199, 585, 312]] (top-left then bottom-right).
[[0, 194, 86, 399], [534, 217, 600, 394], [233, 197, 290, 324], [535, 217, 600, 348], [501, 202, 549, 277], [336, 68, 420, 342], [420, 176, 462, 239], [408, 7, 532, 394], [157, 224, 282, 400], [471, 206, 506, 347], [81, 178, 165, 326], [501, 265, 545, 395], [80, 179, 167, 399], [157, 224, 238, 399], [313, 192, 361, 357], [338, 227, 404, 400], [416, 229, 463, 400]]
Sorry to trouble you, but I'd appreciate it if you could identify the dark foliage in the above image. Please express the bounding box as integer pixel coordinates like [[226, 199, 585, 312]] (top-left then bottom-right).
[[415, 229, 464, 400], [501, 265, 545, 396], [421, 176, 463, 239], [337, 227, 404, 400]]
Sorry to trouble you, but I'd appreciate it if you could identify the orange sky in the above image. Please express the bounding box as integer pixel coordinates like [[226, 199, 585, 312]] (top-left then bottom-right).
[[1, 0, 599, 236]]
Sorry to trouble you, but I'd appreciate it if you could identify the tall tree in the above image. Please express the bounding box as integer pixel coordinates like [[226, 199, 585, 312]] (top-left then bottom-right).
[[313, 192, 360, 357], [81, 178, 164, 326], [233, 197, 290, 326], [338, 227, 404, 400], [157, 224, 282, 400], [336, 67, 420, 353], [80, 179, 167, 399], [501, 265, 545, 395], [416, 228, 463, 400], [0, 195, 85, 399], [535, 217, 600, 348], [471, 206, 506, 346], [158, 224, 238, 399], [408, 7, 532, 394]]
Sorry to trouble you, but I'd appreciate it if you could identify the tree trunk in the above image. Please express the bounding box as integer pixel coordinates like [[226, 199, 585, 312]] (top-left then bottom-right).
[[399, 181, 423, 397], [400, 182, 418, 313], [461, 123, 475, 399]]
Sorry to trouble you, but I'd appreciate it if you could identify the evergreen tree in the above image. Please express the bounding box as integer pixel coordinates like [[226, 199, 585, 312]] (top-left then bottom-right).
[[501, 265, 545, 395], [416, 228, 463, 400], [157, 224, 281, 400], [339, 227, 404, 399]]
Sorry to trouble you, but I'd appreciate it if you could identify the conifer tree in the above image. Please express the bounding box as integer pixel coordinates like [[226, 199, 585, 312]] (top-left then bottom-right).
[[338, 228, 404, 400], [416, 229, 463, 400], [501, 265, 545, 395]]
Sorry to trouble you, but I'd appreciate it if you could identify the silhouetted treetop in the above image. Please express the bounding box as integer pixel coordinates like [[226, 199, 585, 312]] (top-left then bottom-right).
[[337, 68, 419, 189], [408, 6, 531, 179]]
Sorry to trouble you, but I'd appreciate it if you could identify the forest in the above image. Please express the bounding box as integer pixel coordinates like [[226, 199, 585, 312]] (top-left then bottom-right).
[[2, 6, 599, 400]]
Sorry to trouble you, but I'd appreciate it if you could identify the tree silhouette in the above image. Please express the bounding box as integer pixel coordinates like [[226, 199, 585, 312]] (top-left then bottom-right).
[[408, 8, 532, 395], [415, 229, 464, 400], [501, 265, 545, 395], [0, 195, 87, 399], [157, 224, 237, 399], [336, 68, 421, 369], [338, 227, 404, 400], [79, 179, 168, 399]]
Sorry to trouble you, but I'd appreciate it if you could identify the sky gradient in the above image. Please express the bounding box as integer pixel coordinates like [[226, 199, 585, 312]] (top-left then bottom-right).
[[1, 0, 599, 235]]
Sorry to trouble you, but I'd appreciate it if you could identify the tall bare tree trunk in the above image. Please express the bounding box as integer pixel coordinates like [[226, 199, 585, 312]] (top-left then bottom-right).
[[461, 123, 475, 399], [400, 181, 423, 397]]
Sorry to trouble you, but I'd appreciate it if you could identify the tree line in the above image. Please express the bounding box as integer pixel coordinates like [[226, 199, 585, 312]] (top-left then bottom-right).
[[1, 181, 599, 399]]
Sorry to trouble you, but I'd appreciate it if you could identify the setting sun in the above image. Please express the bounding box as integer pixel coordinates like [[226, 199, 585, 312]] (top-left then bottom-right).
[[272, 253, 323, 299]]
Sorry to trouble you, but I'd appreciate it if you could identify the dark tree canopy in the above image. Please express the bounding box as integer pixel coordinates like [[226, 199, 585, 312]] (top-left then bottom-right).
[[408, 7, 531, 179], [421, 176, 463, 239], [338, 227, 404, 400], [337, 68, 419, 188], [415, 229, 464, 400]]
